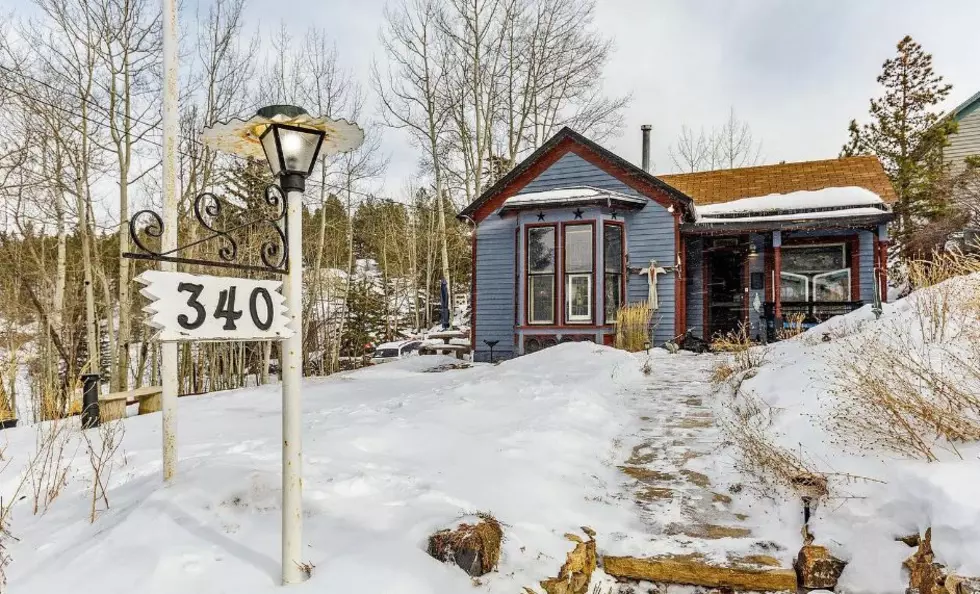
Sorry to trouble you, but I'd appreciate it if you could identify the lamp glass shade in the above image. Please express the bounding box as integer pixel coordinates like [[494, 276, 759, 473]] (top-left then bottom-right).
[[260, 128, 282, 176], [259, 123, 325, 177]]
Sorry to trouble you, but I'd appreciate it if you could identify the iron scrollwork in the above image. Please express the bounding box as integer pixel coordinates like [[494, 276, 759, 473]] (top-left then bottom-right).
[[125, 184, 289, 275]]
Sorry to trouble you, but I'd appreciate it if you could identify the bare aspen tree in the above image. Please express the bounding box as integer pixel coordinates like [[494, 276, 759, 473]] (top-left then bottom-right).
[[670, 108, 764, 172], [374, 0, 454, 320], [92, 0, 162, 391], [710, 107, 763, 169], [669, 125, 712, 173]]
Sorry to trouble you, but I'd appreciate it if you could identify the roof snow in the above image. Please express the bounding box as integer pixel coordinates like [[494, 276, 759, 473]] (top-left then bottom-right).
[[695, 186, 887, 223], [504, 186, 645, 208]]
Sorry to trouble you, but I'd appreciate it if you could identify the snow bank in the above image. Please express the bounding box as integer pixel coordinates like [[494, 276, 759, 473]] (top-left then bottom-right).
[[2, 344, 644, 593], [721, 273, 980, 593]]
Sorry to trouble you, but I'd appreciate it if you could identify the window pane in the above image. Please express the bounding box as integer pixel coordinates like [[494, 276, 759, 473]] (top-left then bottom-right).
[[604, 224, 623, 271], [813, 269, 851, 302], [565, 226, 593, 273], [529, 275, 554, 323], [783, 245, 845, 274], [566, 274, 592, 321], [528, 227, 555, 273], [780, 272, 809, 301], [604, 273, 622, 322]]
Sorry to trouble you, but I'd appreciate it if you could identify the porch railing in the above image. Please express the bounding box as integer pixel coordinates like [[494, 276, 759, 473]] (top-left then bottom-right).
[[763, 301, 864, 341]]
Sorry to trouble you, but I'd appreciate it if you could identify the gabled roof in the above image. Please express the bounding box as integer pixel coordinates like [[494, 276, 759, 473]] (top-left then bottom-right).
[[459, 127, 693, 222], [658, 155, 897, 206], [947, 90, 980, 121]]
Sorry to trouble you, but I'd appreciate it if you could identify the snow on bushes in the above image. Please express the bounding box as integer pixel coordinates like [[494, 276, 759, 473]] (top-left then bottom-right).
[[716, 272, 980, 593]]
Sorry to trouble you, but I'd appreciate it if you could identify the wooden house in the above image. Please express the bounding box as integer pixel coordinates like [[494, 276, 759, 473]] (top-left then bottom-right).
[[459, 127, 895, 361]]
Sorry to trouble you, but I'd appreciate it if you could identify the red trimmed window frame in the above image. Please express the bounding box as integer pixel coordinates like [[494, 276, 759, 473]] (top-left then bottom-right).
[[524, 222, 558, 326], [560, 220, 597, 325], [602, 220, 626, 325]]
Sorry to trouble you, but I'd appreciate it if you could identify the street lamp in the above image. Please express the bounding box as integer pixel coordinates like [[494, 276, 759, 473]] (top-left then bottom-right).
[[202, 104, 363, 585]]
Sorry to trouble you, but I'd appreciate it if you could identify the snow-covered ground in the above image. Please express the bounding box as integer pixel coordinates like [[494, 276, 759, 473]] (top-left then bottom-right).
[[718, 273, 980, 593], [2, 275, 978, 593], [2, 345, 649, 593]]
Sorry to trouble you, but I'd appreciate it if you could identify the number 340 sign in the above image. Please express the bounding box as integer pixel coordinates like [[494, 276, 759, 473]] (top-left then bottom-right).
[[136, 271, 293, 342]]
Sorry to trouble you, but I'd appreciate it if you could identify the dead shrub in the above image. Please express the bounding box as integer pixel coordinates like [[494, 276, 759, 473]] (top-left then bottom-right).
[[711, 362, 735, 384], [828, 328, 980, 462], [711, 323, 769, 376], [82, 420, 126, 523], [615, 303, 652, 352], [719, 389, 827, 500], [776, 313, 806, 341], [27, 415, 79, 515]]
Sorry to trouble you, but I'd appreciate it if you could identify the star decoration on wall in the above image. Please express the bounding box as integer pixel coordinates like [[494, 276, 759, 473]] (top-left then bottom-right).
[[536, 212, 545, 221], [610, 211, 619, 219], [573, 208, 584, 219]]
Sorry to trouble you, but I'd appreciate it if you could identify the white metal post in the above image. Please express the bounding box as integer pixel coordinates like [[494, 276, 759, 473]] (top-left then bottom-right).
[[160, 0, 179, 482], [280, 182, 304, 584]]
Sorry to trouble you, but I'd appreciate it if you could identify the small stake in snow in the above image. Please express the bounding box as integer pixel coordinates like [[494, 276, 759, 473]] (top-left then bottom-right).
[[484, 340, 499, 363]]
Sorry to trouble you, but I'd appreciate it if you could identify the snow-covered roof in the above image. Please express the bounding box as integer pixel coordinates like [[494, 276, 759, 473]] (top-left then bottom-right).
[[698, 207, 888, 224], [503, 186, 646, 209], [694, 186, 888, 225], [697, 186, 884, 217]]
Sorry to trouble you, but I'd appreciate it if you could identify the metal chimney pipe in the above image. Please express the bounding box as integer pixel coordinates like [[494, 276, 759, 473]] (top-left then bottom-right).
[[641, 125, 652, 172]]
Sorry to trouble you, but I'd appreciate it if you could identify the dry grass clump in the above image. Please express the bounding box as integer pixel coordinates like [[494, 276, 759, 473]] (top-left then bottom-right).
[[719, 390, 827, 500], [828, 328, 980, 462], [710, 324, 769, 385], [906, 249, 980, 290], [615, 303, 652, 352], [776, 313, 807, 341]]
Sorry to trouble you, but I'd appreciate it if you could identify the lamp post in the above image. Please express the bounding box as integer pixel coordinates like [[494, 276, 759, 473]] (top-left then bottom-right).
[[202, 104, 363, 584]]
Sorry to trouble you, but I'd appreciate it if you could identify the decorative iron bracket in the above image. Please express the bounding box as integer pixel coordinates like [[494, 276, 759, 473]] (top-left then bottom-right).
[[123, 184, 289, 275]]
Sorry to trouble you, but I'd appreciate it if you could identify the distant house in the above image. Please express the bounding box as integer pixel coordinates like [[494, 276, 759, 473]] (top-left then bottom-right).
[[459, 127, 895, 361], [945, 90, 980, 170]]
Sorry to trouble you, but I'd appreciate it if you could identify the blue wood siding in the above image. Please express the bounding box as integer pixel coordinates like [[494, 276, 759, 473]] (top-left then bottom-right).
[[857, 230, 874, 302], [519, 152, 643, 196], [626, 204, 677, 344], [473, 214, 517, 362]]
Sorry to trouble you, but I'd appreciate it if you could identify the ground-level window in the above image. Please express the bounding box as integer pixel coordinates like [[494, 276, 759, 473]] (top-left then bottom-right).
[[603, 222, 624, 323], [527, 226, 556, 324], [564, 224, 594, 323], [780, 244, 851, 302]]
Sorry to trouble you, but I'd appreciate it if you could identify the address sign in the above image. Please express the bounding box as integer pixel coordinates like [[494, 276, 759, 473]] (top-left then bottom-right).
[[137, 270, 292, 342]]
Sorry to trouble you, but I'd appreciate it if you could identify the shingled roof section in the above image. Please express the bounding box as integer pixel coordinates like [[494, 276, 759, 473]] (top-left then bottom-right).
[[657, 155, 897, 206]]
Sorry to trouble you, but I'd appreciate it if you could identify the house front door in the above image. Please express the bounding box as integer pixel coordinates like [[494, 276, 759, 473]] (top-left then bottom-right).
[[705, 242, 747, 339]]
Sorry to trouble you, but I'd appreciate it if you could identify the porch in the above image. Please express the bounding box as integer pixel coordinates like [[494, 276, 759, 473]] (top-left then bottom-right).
[[682, 222, 891, 342]]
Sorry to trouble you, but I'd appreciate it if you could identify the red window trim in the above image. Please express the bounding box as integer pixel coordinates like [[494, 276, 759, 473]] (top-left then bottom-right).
[[525, 222, 558, 325], [560, 220, 597, 325], [602, 220, 626, 325]]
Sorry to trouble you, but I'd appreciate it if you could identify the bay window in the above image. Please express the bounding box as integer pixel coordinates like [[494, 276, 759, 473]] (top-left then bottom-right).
[[780, 244, 851, 303], [564, 224, 594, 323], [527, 226, 556, 324], [603, 223, 624, 323]]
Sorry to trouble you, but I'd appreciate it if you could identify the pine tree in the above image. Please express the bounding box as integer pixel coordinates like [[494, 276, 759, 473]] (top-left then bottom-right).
[[842, 35, 958, 249]]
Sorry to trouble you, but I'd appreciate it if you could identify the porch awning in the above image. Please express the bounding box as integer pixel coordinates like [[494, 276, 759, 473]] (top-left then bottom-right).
[[498, 186, 647, 215]]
